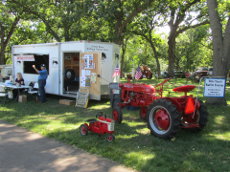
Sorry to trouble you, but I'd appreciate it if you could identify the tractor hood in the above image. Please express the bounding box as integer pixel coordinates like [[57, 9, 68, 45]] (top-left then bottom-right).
[[120, 83, 156, 94]]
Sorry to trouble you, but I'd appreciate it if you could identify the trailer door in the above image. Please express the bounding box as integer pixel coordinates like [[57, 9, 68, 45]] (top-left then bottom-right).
[[79, 52, 102, 100]]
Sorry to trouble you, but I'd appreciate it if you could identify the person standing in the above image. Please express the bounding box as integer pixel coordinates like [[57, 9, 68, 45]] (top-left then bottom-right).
[[32, 64, 48, 103]]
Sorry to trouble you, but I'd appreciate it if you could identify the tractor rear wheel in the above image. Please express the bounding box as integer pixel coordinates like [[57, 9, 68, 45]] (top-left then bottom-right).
[[190, 100, 208, 132], [80, 124, 88, 136], [147, 99, 181, 139], [112, 107, 123, 124]]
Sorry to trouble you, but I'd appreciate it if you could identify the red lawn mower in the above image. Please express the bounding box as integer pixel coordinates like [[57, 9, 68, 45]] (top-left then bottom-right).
[[80, 112, 115, 142], [109, 79, 208, 139]]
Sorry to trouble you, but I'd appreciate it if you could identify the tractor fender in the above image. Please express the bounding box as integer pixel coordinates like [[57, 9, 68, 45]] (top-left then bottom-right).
[[158, 97, 184, 113]]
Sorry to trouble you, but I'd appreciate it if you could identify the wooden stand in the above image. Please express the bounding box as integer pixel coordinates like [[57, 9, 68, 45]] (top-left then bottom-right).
[[76, 88, 89, 108]]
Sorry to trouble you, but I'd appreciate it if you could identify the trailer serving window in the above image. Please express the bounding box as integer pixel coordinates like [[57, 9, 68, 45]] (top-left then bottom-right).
[[23, 54, 49, 74]]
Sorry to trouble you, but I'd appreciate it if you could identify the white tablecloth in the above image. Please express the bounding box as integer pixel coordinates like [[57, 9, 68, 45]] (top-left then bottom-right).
[[0, 82, 30, 89]]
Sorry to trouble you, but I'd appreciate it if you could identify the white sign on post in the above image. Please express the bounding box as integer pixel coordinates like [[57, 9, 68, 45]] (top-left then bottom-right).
[[204, 78, 226, 97]]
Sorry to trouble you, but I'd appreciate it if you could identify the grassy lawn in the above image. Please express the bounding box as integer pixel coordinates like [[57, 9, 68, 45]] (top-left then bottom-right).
[[0, 78, 229, 172]]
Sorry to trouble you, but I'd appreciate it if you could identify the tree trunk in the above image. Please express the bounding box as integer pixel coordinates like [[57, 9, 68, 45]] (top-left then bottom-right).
[[150, 42, 161, 77], [206, 0, 230, 105], [0, 49, 5, 64], [167, 31, 176, 77], [120, 42, 127, 78], [0, 16, 20, 64]]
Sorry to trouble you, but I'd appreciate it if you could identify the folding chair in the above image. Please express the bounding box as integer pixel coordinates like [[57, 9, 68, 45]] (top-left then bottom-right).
[[27, 82, 38, 101]]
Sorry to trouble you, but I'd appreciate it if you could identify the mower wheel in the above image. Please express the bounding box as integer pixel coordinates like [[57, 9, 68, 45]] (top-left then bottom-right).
[[112, 107, 123, 124], [106, 134, 115, 142], [80, 124, 88, 136], [147, 99, 181, 139]]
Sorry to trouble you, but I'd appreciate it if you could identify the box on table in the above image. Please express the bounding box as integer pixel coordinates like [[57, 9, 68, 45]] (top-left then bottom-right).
[[18, 95, 27, 103], [59, 99, 75, 106]]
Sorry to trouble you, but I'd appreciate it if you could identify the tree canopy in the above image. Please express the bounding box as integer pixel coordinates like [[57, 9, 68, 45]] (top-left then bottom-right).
[[1, 0, 229, 85]]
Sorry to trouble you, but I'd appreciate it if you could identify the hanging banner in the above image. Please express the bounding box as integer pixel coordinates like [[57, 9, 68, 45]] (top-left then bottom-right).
[[15, 55, 35, 61], [204, 78, 226, 97]]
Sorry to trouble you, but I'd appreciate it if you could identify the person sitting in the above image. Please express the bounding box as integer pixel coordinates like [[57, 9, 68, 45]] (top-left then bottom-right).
[[13, 72, 25, 99], [15, 72, 25, 86]]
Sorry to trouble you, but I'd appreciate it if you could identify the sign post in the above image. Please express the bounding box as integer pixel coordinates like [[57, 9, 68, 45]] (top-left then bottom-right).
[[204, 78, 226, 98]]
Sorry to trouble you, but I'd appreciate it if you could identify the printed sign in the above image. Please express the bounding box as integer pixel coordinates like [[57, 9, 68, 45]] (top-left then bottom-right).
[[80, 76, 91, 87], [80, 76, 86, 87], [81, 70, 91, 76], [204, 78, 226, 97], [15, 55, 35, 61], [83, 54, 95, 69]]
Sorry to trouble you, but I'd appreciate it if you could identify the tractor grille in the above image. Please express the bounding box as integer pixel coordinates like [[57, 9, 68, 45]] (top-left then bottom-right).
[[108, 121, 115, 131]]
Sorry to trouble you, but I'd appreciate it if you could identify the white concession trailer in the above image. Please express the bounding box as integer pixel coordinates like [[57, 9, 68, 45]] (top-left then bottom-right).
[[12, 41, 120, 100]]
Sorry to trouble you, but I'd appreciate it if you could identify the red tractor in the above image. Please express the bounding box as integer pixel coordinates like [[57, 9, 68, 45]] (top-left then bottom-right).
[[109, 79, 208, 139], [80, 113, 115, 142]]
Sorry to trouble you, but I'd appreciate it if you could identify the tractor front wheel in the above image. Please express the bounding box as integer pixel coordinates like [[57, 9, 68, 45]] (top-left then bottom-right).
[[147, 99, 181, 139], [112, 107, 123, 123], [106, 134, 115, 142], [80, 124, 88, 136]]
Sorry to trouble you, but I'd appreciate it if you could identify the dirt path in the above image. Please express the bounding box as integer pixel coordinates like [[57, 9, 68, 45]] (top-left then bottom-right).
[[0, 120, 137, 172]]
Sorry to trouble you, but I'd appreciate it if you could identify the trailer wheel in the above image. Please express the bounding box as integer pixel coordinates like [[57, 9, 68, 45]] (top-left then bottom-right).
[[140, 107, 147, 121], [112, 107, 123, 124], [65, 69, 75, 81], [106, 134, 115, 142], [147, 99, 181, 139], [80, 124, 88, 136]]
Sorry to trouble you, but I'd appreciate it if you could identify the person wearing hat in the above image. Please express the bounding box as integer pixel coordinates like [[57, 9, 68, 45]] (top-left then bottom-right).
[[32, 64, 48, 102]]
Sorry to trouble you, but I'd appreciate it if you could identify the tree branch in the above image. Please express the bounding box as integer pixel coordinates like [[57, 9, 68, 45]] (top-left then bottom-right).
[[11, 1, 61, 42], [3, 16, 20, 46], [122, 0, 155, 31], [176, 20, 209, 35]]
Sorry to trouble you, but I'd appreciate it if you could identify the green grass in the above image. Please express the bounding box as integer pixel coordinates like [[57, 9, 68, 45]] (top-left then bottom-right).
[[0, 78, 230, 172]]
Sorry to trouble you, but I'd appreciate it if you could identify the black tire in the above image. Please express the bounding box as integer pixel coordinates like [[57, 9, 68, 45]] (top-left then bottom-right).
[[112, 107, 123, 124], [65, 69, 75, 81], [193, 100, 208, 132], [106, 134, 115, 142], [80, 124, 88, 136], [147, 99, 181, 139]]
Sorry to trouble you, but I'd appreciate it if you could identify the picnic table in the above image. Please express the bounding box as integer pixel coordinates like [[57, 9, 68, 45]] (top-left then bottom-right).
[[0, 82, 30, 99]]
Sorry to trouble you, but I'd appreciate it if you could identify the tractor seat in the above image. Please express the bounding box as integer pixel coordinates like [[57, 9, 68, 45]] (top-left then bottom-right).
[[173, 85, 196, 93]]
